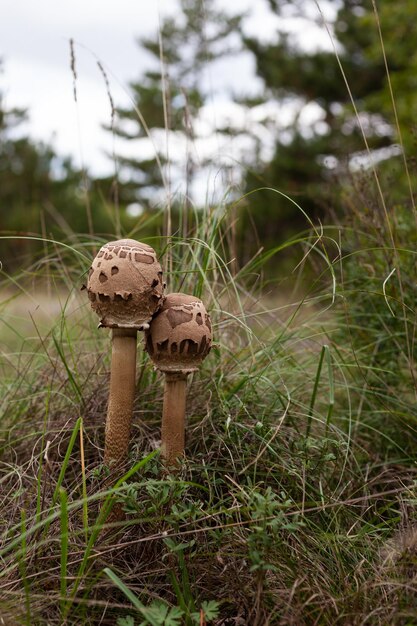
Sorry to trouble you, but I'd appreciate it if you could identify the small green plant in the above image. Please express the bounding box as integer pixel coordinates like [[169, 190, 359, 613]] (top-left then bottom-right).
[[107, 567, 219, 626], [117, 617, 136, 626], [243, 487, 304, 573]]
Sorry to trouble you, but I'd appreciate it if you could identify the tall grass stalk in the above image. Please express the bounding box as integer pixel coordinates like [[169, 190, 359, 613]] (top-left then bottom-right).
[[79, 418, 89, 543], [36, 385, 51, 526], [18, 509, 32, 625], [59, 488, 69, 616]]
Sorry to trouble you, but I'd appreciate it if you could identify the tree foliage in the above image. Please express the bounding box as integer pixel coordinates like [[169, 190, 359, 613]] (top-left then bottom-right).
[[0, 63, 140, 269], [243, 0, 417, 251], [110, 0, 243, 215], [3, 1, 417, 268]]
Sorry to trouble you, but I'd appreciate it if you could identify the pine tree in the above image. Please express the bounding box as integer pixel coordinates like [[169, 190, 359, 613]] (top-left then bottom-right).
[[242, 0, 417, 251], [109, 0, 243, 224]]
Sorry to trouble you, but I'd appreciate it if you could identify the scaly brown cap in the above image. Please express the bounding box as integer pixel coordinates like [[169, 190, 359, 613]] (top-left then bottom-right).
[[87, 239, 164, 329], [145, 292, 212, 373]]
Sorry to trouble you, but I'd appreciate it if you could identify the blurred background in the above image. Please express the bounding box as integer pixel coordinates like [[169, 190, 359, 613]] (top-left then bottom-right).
[[1, 0, 415, 271]]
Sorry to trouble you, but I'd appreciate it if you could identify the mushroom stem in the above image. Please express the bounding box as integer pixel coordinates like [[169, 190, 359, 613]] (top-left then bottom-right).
[[104, 328, 137, 467], [161, 372, 188, 465]]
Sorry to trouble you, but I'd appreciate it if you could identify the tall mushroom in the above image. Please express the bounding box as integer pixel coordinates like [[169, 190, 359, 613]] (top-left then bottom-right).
[[145, 293, 212, 465], [86, 238, 164, 467]]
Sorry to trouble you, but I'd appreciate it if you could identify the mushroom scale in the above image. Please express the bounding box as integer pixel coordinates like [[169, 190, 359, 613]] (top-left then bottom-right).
[[145, 292, 212, 373], [87, 238, 164, 329]]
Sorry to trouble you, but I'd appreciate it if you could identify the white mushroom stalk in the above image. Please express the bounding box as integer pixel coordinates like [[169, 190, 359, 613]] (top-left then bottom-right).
[[145, 293, 212, 465], [86, 238, 164, 468]]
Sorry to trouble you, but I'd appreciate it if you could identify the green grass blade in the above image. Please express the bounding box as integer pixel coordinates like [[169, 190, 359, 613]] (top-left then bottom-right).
[[79, 418, 89, 543], [52, 417, 82, 508], [18, 509, 31, 625], [169, 570, 189, 618], [324, 345, 335, 435], [42, 417, 82, 538], [36, 385, 51, 526], [103, 567, 147, 612], [307, 345, 326, 437], [59, 487, 69, 616], [52, 333, 83, 405]]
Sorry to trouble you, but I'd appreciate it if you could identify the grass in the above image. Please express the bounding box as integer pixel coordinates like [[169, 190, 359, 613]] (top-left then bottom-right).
[[1, 202, 417, 626]]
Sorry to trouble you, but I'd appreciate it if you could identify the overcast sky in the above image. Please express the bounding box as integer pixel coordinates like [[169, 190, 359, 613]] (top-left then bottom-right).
[[1, 0, 333, 182]]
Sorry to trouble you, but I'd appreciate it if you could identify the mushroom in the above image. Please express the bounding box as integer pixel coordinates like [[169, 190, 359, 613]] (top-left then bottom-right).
[[87, 238, 164, 467], [87, 238, 164, 331], [145, 293, 212, 465]]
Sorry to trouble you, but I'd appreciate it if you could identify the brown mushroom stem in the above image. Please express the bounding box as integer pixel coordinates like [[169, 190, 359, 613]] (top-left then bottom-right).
[[104, 328, 137, 467], [161, 372, 188, 465]]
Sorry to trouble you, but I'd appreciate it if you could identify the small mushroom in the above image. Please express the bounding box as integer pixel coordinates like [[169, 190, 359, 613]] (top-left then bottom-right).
[[145, 293, 212, 465], [86, 238, 164, 468]]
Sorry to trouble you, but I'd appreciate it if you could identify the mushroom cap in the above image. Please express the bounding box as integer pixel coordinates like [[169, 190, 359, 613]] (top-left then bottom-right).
[[87, 239, 164, 329], [145, 292, 212, 373]]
